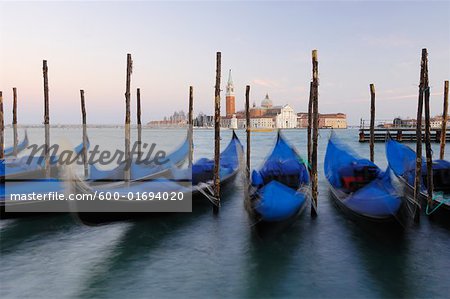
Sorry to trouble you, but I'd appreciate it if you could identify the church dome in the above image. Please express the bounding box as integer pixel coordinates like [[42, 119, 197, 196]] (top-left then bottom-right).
[[261, 93, 273, 108]]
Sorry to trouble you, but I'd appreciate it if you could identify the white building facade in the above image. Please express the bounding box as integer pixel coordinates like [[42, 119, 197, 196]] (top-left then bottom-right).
[[275, 105, 297, 129], [230, 115, 238, 129]]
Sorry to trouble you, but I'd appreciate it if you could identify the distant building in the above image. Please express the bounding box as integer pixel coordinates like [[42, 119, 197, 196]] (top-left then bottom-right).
[[148, 110, 187, 128], [194, 113, 214, 127], [221, 115, 235, 128], [297, 112, 347, 129], [391, 116, 449, 129], [147, 120, 186, 128], [148, 110, 215, 128], [229, 114, 238, 129], [220, 70, 346, 129], [274, 105, 297, 128], [319, 113, 347, 129], [225, 70, 236, 118], [430, 115, 447, 129], [248, 94, 274, 118], [222, 93, 296, 129], [393, 117, 416, 128], [297, 112, 309, 128], [250, 116, 275, 129]]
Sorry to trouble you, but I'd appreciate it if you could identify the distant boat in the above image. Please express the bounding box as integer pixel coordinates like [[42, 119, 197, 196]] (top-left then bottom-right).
[[324, 132, 403, 225], [246, 131, 310, 231], [386, 137, 450, 221]]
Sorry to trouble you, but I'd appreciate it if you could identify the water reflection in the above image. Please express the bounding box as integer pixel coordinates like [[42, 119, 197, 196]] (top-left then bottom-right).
[[0, 214, 75, 253], [348, 220, 413, 298], [75, 195, 227, 298], [244, 217, 308, 298]]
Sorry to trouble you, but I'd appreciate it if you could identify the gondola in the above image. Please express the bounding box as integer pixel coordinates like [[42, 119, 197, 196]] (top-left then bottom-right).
[[324, 132, 403, 225], [3, 131, 29, 157], [1, 140, 90, 218], [386, 137, 450, 221], [88, 135, 189, 183], [1, 138, 90, 180], [246, 131, 310, 231], [72, 131, 243, 224]]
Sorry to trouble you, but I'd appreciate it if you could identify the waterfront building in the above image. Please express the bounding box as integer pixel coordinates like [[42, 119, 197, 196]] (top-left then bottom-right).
[[391, 116, 448, 129], [274, 105, 297, 128], [430, 115, 448, 129], [297, 112, 347, 129], [319, 113, 348, 129], [250, 116, 275, 129], [230, 115, 238, 129], [194, 113, 214, 127], [223, 93, 296, 129], [297, 112, 309, 128], [148, 110, 187, 128]]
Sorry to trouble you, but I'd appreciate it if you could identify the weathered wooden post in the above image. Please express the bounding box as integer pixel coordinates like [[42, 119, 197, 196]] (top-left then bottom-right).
[[213, 52, 221, 214], [0, 91, 4, 159], [413, 49, 426, 222], [369, 84, 376, 162], [43, 60, 50, 177], [307, 81, 313, 166], [124, 54, 132, 183], [188, 86, 194, 167], [80, 90, 88, 177], [423, 53, 433, 207], [311, 49, 319, 216], [246, 85, 251, 180], [440, 81, 449, 159], [12, 87, 18, 156], [136, 88, 142, 157]]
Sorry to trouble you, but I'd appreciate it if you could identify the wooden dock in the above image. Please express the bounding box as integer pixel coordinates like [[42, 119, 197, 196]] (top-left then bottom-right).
[[359, 127, 450, 142]]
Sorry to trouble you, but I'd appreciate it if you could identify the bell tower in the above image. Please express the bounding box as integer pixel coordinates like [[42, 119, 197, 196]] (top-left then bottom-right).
[[225, 69, 235, 117]]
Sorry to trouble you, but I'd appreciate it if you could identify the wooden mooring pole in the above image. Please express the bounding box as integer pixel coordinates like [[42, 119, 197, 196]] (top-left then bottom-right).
[[369, 84, 375, 162], [413, 49, 427, 222], [12, 87, 18, 156], [188, 86, 194, 167], [0, 91, 4, 159], [423, 52, 433, 207], [124, 54, 132, 183], [307, 81, 313, 167], [311, 50, 319, 217], [213, 52, 221, 214], [137, 88, 142, 158], [80, 90, 88, 177], [246, 85, 251, 180], [43, 60, 50, 178], [440, 81, 449, 160]]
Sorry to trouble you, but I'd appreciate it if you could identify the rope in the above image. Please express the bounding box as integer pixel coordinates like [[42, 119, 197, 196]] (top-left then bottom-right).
[[301, 185, 317, 214], [425, 192, 450, 215], [194, 182, 220, 207]]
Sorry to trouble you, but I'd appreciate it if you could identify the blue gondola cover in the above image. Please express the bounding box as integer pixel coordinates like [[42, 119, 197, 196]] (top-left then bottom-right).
[[325, 133, 402, 218], [250, 131, 309, 223], [255, 180, 306, 221]]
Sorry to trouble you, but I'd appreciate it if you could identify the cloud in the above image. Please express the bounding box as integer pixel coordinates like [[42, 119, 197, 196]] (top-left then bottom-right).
[[251, 79, 282, 88]]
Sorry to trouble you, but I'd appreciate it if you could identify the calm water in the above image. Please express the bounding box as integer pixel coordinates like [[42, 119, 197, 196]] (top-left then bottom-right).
[[1, 128, 449, 299]]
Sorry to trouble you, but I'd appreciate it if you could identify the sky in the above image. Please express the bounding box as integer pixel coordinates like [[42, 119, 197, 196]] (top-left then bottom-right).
[[0, 1, 449, 125]]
